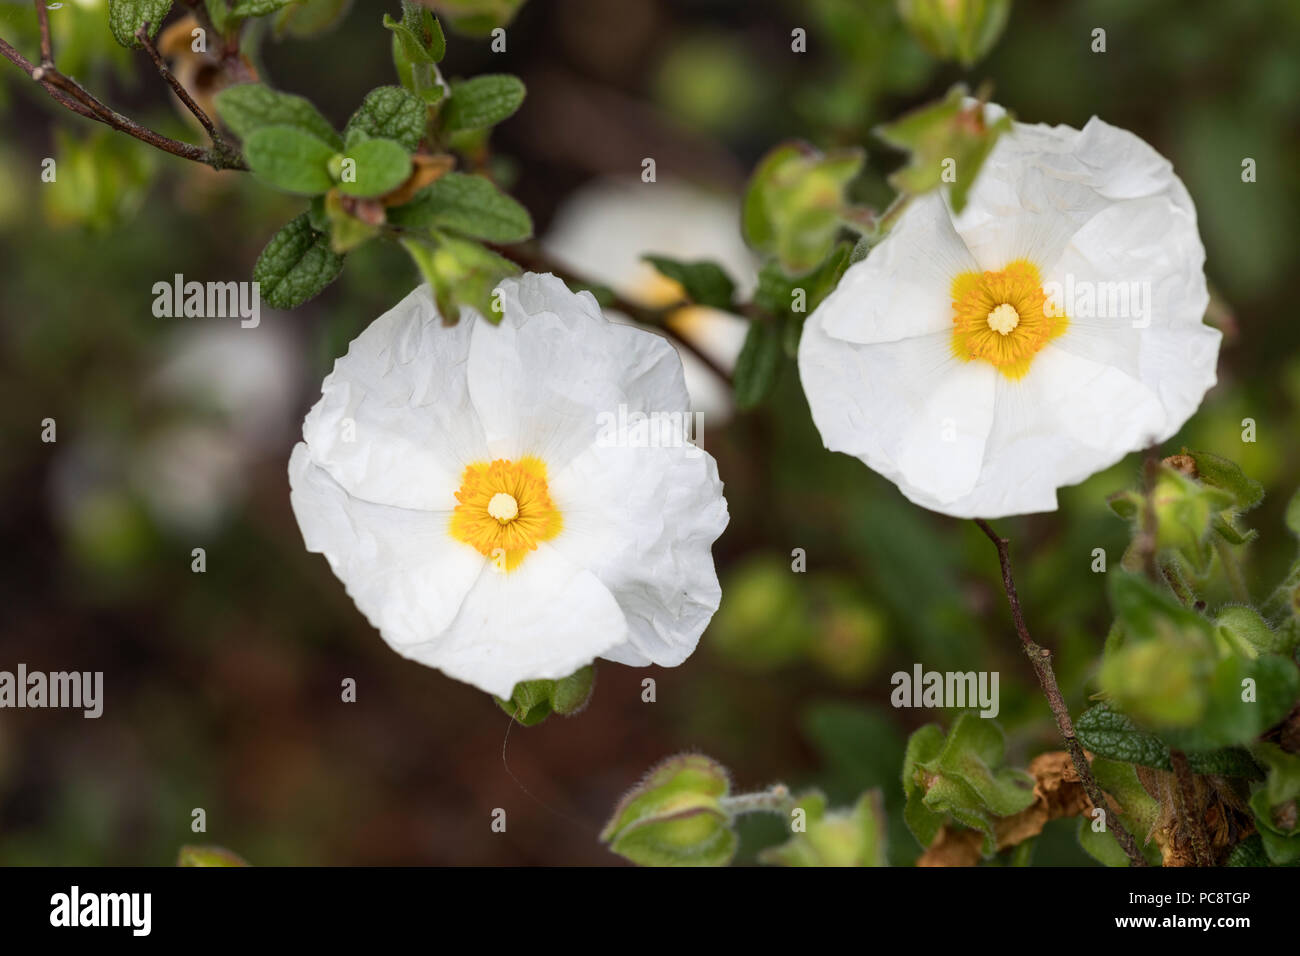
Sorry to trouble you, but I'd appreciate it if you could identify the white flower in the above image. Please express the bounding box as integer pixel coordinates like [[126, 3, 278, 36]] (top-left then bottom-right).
[[798, 107, 1221, 518], [543, 178, 755, 421], [288, 273, 729, 698]]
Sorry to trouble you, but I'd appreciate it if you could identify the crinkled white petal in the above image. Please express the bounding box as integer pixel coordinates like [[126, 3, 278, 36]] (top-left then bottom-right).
[[465, 273, 691, 470], [289, 443, 486, 644], [548, 439, 728, 667], [918, 347, 1169, 518], [798, 108, 1220, 518], [398, 544, 629, 699], [820, 192, 978, 346], [301, 284, 488, 512], [1049, 193, 1217, 431], [798, 325, 997, 505]]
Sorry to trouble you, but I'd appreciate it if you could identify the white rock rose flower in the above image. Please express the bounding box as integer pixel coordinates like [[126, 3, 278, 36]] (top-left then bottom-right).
[[798, 107, 1221, 518], [289, 273, 729, 697]]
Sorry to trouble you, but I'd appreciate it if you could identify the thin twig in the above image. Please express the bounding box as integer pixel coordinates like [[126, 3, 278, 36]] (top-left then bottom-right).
[[1169, 749, 1213, 866], [975, 518, 1150, 867], [34, 0, 52, 66], [136, 22, 221, 141], [0, 27, 245, 169]]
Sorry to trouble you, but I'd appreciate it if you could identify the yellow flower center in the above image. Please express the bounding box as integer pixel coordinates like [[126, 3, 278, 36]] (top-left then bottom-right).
[[951, 259, 1067, 379], [449, 457, 562, 572]]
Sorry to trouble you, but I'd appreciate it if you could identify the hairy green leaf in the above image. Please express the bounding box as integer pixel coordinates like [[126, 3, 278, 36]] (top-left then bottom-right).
[[441, 74, 526, 132], [253, 213, 345, 308], [389, 172, 532, 241], [344, 86, 428, 152], [215, 84, 343, 149], [108, 0, 174, 48]]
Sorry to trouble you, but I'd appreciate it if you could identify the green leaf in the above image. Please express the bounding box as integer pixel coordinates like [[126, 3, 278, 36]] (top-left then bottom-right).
[[1189, 449, 1265, 511], [1250, 744, 1300, 864], [901, 724, 947, 849], [253, 213, 345, 308], [901, 715, 1035, 857], [753, 243, 851, 319], [426, 0, 524, 37], [642, 256, 736, 310], [1076, 703, 1265, 777], [1226, 834, 1272, 867], [929, 713, 1036, 817], [215, 84, 343, 149], [495, 665, 595, 726], [244, 126, 337, 195], [1216, 605, 1285, 657], [875, 85, 1012, 215], [344, 86, 428, 152], [108, 0, 174, 48], [389, 172, 533, 241], [1076, 757, 1161, 866], [732, 320, 782, 410], [333, 137, 412, 198], [229, 0, 296, 15], [1076, 704, 1178, 769], [273, 0, 354, 37], [441, 75, 526, 132]]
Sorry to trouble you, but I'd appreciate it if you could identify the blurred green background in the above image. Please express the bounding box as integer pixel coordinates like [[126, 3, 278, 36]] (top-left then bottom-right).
[[0, 0, 1298, 865]]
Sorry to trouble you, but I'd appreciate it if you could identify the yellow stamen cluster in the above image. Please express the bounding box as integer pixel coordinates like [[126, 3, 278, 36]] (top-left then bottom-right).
[[449, 457, 562, 571], [951, 259, 1067, 379]]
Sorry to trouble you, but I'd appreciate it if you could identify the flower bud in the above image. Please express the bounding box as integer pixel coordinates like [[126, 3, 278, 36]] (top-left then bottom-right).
[[177, 845, 249, 867], [897, 0, 1011, 68], [600, 755, 737, 866]]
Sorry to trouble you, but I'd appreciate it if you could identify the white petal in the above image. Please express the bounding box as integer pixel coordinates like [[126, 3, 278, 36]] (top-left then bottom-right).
[[1048, 193, 1218, 429], [288, 444, 485, 646], [466, 274, 690, 469], [919, 346, 1168, 518], [820, 192, 978, 345], [301, 284, 488, 511], [399, 543, 629, 698], [547, 438, 728, 667], [950, 116, 1183, 273], [799, 321, 997, 506]]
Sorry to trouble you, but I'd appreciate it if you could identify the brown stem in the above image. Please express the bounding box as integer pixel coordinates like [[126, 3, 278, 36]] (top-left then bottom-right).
[[493, 244, 733, 385], [0, 30, 245, 170], [136, 22, 221, 142], [975, 518, 1150, 867], [1169, 749, 1213, 866], [34, 0, 52, 66]]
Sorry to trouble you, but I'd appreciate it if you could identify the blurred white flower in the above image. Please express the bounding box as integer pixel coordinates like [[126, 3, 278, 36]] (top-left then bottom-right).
[[289, 274, 729, 697], [799, 107, 1221, 518], [543, 178, 756, 421], [137, 324, 300, 533]]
